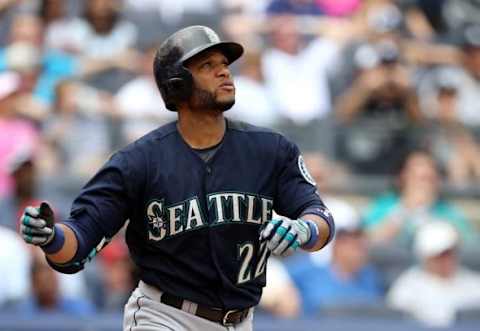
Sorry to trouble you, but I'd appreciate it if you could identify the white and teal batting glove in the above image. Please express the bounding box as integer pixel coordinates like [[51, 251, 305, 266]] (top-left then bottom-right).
[[20, 202, 56, 246], [259, 218, 313, 256]]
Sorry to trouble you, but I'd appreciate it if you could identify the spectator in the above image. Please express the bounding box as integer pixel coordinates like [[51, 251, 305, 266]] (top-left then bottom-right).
[[362, 150, 476, 247], [227, 51, 278, 127], [418, 24, 480, 126], [336, 40, 421, 123], [0, 71, 40, 198], [0, 146, 91, 304], [0, 0, 22, 45], [261, 15, 339, 151], [0, 225, 30, 308], [418, 66, 464, 119], [451, 25, 480, 125], [335, 40, 422, 175], [287, 209, 382, 315], [266, 0, 323, 16], [42, 80, 114, 179], [115, 45, 173, 142], [443, 0, 480, 32], [418, 67, 480, 187], [0, 150, 40, 230], [331, 1, 404, 98], [0, 13, 132, 110], [14, 249, 95, 316], [65, 0, 138, 59], [0, 14, 58, 114], [262, 15, 338, 124], [40, 0, 83, 54], [387, 221, 480, 327]]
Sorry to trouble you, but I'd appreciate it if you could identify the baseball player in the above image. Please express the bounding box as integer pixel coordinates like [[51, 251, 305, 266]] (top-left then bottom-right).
[[19, 26, 335, 331]]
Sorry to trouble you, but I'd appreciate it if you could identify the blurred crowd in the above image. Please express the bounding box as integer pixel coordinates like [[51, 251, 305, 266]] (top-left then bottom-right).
[[1, 0, 480, 329]]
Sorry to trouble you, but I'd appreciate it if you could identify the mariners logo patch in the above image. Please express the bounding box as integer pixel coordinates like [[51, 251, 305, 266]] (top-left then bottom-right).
[[298, 155, 316, 186], [146, 200, 165, 237]]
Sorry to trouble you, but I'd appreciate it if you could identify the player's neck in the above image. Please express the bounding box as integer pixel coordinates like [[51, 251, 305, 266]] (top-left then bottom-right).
[[177, 111, 226, 149]]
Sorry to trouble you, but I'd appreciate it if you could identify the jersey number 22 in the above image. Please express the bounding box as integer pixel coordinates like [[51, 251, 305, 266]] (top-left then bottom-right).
[[237, 241, 269, 284]]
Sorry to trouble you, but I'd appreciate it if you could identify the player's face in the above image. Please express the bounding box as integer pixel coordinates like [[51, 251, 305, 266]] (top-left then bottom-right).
[[186, 50, 235, 112]]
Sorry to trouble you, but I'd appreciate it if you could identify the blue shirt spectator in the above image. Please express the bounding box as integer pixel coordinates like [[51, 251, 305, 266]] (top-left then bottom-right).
[[286, 214, 382, 315], [12, 250, 96, 317], [0, 49, 79, 105], [288, 255, 382, 315]]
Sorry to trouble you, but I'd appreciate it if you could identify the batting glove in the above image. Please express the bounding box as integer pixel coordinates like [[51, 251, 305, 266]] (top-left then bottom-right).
[[20, 202, 56, 246], [259, 218, 312, 257]]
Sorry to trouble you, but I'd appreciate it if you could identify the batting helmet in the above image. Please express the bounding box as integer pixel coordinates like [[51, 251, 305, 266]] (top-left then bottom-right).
[[153, 26, 244, 111]]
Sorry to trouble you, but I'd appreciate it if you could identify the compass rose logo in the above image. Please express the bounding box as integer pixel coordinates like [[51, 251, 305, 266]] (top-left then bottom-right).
[[147, 200, 165, 237]]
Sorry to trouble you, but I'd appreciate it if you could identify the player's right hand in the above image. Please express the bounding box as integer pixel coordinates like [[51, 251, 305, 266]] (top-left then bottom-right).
[[20, 202, 56, 246], [259, 218, 311, 257]]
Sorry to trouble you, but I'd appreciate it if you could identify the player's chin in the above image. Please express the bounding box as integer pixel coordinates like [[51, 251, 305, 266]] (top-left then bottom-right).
[[215, 95, 235, 111]]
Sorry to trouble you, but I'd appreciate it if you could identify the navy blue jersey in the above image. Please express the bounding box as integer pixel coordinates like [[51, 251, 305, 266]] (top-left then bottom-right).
[[61, 119, 324, 309]]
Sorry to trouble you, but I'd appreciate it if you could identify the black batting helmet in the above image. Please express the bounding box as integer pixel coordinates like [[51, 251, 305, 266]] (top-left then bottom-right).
[[153, 26, 244, 111]]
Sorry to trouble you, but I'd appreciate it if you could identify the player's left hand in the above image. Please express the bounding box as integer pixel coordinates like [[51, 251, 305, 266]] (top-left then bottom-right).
[[20, 202, 56, 246], [259, 218, 311, 257]]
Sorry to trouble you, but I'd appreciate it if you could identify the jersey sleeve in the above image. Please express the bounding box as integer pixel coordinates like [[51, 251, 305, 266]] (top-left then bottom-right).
[[50, 151, 139, 273], [273, 136, 324, 219]]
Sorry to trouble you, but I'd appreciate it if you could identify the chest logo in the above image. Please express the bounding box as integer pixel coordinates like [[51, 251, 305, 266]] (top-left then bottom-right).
[[145, 193, 273, 242], [147, 200, 167, 240]]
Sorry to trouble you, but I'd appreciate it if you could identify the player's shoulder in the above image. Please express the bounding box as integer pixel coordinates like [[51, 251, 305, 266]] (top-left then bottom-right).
[[227, 119, 287, 141], [227, 119, 298, 153], [119, 121, 178, 153], [227, 118, 275, 133]]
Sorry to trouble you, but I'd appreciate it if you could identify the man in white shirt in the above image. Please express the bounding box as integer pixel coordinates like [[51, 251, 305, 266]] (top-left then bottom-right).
[[262, 16, 339, 124], [0, 225, 30, 306], [227, 51, 277, 127], [115, 46, 174, 142], [387, 221, 480, 327]]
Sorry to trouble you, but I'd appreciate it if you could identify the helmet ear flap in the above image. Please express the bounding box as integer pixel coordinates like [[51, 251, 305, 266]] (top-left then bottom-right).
[[162, 67, 193, 110]]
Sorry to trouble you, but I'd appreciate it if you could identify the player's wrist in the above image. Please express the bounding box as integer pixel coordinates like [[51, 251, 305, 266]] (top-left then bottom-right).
[[41, 224, 65, 254], [299, 219, 318, 250]]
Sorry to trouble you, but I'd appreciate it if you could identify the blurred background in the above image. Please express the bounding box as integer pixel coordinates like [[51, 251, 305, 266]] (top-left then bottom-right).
[[1, 0, 480, 330]]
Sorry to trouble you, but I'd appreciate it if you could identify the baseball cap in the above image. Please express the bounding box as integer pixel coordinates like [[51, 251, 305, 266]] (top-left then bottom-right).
[[414, 222, 459, 260], [6, 146, 35, 174], [309, 198, 360, 266], [433, 67, 462, 92], [326, 198, 360, 235]]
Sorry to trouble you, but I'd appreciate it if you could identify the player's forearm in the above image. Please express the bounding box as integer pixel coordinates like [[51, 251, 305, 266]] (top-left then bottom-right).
[[45, 224, 78, 264], [301, 214, 332, 252]]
